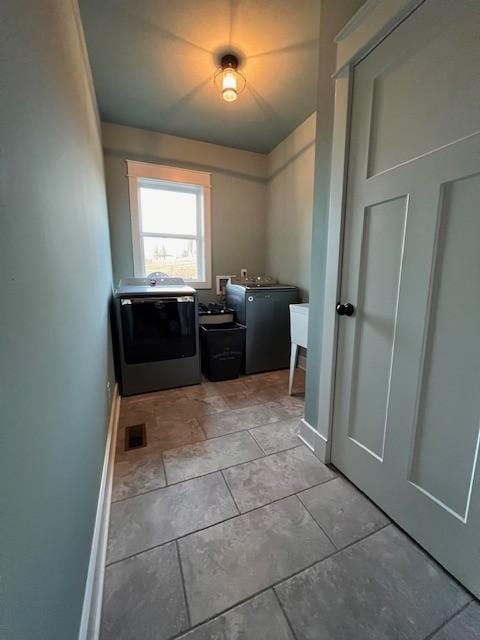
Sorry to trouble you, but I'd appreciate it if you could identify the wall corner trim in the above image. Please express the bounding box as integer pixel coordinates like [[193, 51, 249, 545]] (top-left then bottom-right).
[[298, 418, 330, 464], [78, 385, 120, 640]]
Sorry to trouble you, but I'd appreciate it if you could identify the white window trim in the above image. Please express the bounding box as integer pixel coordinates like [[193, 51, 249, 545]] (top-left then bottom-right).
[[126, 160, 212, 289]]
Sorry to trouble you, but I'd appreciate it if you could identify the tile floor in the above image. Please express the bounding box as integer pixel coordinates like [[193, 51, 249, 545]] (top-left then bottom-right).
[[101, 368, 479, 640]]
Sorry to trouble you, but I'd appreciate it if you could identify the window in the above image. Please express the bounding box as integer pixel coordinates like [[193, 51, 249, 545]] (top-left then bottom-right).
[[126, 160, 212, 288]]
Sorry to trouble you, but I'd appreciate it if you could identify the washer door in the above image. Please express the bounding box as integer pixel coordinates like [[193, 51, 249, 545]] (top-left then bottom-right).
[[120, 296, 196, 364]]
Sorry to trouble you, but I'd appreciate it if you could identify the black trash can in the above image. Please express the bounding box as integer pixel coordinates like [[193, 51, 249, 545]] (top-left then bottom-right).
[[200, 322, 246, 381]]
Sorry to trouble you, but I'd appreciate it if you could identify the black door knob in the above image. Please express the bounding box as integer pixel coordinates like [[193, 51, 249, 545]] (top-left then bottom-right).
[[336, 302, 355, 317]]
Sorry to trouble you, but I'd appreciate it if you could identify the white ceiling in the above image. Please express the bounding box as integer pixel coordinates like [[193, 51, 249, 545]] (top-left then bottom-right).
[[80, 0, 321, 153]]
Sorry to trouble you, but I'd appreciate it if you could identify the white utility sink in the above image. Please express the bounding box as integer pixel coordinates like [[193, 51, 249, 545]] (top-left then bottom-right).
[[289, 303, 309, 395]]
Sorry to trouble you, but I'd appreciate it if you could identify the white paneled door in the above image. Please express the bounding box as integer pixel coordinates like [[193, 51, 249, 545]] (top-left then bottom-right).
[[332, 0, 480, 596]]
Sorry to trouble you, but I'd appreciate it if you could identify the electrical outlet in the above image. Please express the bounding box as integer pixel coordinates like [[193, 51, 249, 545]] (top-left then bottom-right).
[[241, 268, 248, 277], [106, 380, 112, 403]]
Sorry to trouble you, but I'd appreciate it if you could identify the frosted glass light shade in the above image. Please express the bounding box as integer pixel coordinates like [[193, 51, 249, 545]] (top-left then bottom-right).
[[214, 63, 246, 102]]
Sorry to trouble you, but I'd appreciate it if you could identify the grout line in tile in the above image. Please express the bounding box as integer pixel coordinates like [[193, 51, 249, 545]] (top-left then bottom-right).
[[247, 427, 269, 455], [147, 438, 207, 457], [106, 475, 338, 568], [202, 423, 263, 440], [199, 405, 303, 436], [159, 448, 169, 486], [164, 523, 393, 640], [110, 469, 223, 505], [161, 425, 246, 447], [272, 586, 300, 640], [422, 600, 472, 640], [129, 414, 301, 444], [233, 473, 338, 515], [199, 413, 305, 442], [296, 492, 339, 551], [247, 423, 304, 457], [110, 443, 307, 504], [120, 396, 304, 438], [111, 485, 165, 504], [220, 469, 242, 515], [119, 374, 303, 407], [163, 447, 268, 488], [175, 539, 192, 629], [196, 421, 209, 442], [161, 426, 264, 460]]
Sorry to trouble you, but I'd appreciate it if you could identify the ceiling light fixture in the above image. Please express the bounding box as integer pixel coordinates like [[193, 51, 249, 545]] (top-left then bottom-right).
[[214, 54, 246, 103]]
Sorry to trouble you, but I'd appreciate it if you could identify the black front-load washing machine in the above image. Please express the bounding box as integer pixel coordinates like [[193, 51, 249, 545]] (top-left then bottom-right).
[[114, 276, 201, 396]]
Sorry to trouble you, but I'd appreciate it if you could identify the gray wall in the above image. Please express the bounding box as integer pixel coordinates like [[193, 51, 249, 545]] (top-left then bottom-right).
[[304, 0, 366, 428], [1, 2, 114, 638], [266, 113, 316, 301], [102, 123, 267, 302]]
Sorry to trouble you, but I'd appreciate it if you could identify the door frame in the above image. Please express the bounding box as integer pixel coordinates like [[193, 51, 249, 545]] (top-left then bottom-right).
[[310, 0, 425, 463]]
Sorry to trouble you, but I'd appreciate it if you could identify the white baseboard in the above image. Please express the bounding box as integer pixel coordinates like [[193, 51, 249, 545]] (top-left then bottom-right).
[[298, 354, 307, 370], [298, 417, 330, 463], [79, 384, 120, 640]]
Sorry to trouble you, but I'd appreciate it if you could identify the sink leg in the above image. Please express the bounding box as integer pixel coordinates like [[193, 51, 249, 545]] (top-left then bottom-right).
[[289, 343, 298, 396]]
